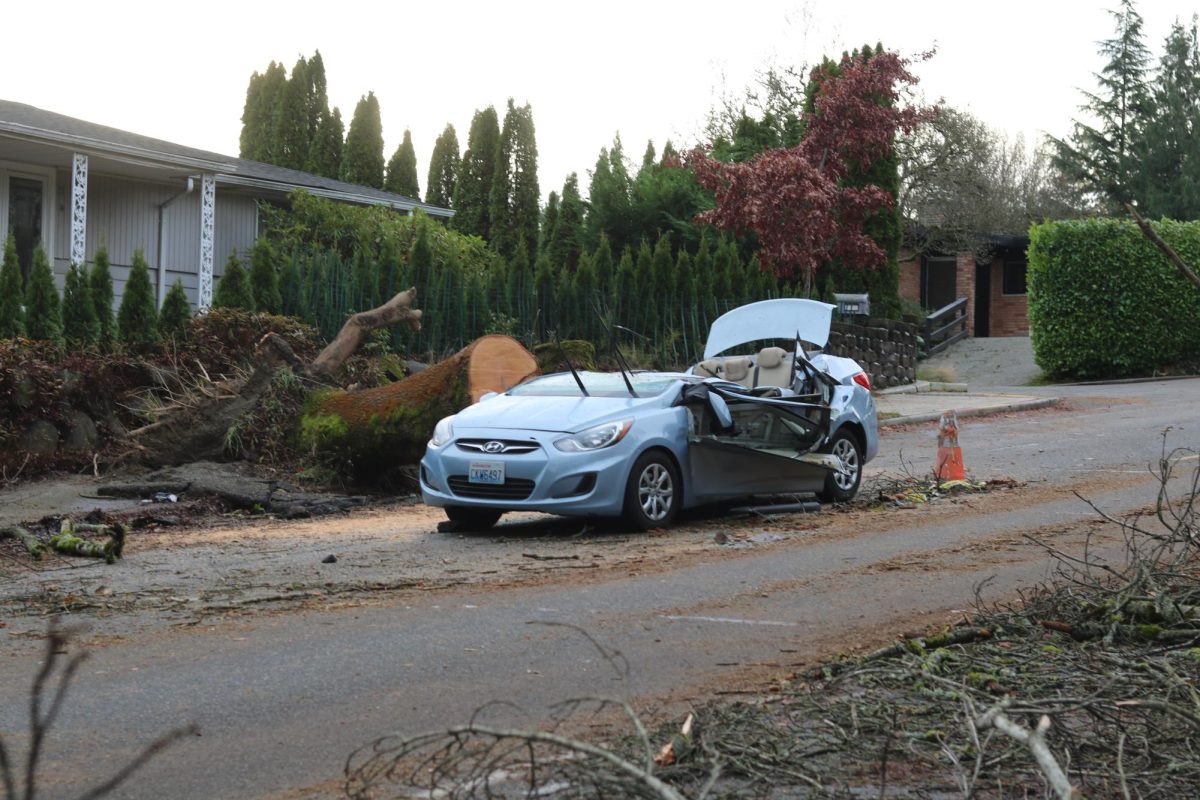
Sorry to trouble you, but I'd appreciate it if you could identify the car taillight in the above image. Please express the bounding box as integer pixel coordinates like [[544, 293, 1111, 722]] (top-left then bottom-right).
[[852, 372, 872, 391]]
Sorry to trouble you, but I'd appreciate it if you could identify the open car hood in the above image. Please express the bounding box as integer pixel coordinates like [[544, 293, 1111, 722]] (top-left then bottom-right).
[[702, 299, 835, 359]]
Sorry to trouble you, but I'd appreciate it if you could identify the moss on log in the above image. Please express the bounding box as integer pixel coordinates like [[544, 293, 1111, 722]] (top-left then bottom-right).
[[1, 526, 48, 560], [49, 519, 126, 564]]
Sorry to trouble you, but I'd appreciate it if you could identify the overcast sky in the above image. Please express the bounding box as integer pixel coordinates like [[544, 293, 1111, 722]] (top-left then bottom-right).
[[1, 0, 1190, 202]]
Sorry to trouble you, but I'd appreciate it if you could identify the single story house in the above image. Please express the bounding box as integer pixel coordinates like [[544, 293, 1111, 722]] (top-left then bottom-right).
[[899, 234, 1030, 337], [0, 99, 452, 311]]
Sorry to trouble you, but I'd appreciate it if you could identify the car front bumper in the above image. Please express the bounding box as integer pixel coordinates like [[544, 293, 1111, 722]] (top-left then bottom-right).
[[420, 428, 634, 518]]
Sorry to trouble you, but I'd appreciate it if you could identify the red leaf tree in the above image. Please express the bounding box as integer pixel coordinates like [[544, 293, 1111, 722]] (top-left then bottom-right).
[[687, 49, 936, 289]]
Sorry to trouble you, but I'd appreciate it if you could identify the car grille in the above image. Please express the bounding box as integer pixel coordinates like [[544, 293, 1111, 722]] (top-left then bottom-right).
[[447, 476, 536, 500], [455, 439, 540, 455]]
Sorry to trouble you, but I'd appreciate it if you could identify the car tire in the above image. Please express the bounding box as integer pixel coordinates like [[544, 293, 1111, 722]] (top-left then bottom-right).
[[444, 507, 503, 531], [817, 429, 862, 503], [623, 450, 681, 530]]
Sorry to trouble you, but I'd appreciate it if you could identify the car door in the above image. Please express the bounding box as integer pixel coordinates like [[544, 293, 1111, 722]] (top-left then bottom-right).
[[680, 383, 838, 500]]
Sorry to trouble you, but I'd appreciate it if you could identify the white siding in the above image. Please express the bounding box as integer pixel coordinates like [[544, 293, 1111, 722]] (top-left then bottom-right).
[[50, 173, 261, 310]]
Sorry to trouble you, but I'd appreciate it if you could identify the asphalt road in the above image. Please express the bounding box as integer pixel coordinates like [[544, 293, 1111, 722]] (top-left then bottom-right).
[[1, 378, 1196, 799]]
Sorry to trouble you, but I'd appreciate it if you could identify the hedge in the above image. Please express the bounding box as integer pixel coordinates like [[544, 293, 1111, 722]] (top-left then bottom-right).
[[1028, 218, 1200, 379]]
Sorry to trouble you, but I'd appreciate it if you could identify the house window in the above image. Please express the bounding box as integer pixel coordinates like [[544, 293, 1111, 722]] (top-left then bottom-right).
[[8, 176, 43, 280], [1002, 259, 1027, 295]]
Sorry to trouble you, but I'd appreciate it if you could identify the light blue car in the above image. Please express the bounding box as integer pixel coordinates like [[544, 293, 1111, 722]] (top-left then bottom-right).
[[420, 299, 878, 530]]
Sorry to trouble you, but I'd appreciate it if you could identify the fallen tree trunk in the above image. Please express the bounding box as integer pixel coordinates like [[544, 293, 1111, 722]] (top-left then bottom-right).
[[49, 519, 126, 564], [1, 525, 47, 560], [304, 335, 538, 474]]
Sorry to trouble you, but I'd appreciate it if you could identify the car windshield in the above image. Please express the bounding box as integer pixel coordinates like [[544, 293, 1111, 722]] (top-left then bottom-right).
[[508, 371, 678, 398]]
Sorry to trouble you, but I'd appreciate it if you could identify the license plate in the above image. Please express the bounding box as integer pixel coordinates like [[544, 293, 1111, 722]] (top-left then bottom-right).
[[468, 461, 505, 485]]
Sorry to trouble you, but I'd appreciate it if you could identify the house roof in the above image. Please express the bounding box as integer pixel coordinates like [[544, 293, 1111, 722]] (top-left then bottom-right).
[[0, 99, 452, 217]]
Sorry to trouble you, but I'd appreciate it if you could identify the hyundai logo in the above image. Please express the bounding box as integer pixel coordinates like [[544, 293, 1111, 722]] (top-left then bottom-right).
[[482, 441, 506, 454]]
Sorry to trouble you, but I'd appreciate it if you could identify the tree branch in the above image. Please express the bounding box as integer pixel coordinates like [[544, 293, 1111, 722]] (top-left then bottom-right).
[[1126, 203, 1200, 291]]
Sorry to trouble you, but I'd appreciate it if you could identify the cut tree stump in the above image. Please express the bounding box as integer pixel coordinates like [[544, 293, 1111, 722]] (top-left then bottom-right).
[[307, 335, 538, 473]]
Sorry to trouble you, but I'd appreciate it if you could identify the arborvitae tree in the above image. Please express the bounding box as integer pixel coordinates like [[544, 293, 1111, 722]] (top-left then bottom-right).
[[306, 50, 329, 143], [425, 124, 460, 208], [675, 250, 695, 308], [249, 237, 282, 313], [694, 234, 715, 317], [649, 234, 675, 334], [385, 129, 421, 198], [487, 249, 511, 316], [533, 251, 557, 339], [90, 246, 115, 346], [585, 135, 635, 252], [239, 61, 288, 161], [488, 99, 540, 261], [573, 250, 598, 338], [341, 92, 385, 189], [117, 248, 158, 351], [0, 234, 23, 338], [452, 106, 500, 240], [633, 240, 654, 334], [275, 56, 312, 170], [62, 263, 98, 348], [1050, 0, 1153, 211], [23, 245, 62, 344], [712, 237, 734, 302], [213, 251, 256, 311], [306, 107, 344, 179], [507, 241, 535, 320], [613, 246, 636, 326], [158, 279, 192, 342], [539, 191, 559, 256], [408, 216, 435, 294], [547, 173, 584, 272], [592, 234, 615, 298], [641, 140, 657, 172], [351, 249, 374, 311]]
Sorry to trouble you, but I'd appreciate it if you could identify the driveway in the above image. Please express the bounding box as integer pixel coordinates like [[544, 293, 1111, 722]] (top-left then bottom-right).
[[921, 335, 1040, 388]]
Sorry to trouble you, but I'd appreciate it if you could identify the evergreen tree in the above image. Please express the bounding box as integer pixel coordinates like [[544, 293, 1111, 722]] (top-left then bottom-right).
[[573, 251, 598, 339], [506, 242, 535, 322], [675, 250, 696, 352], [488, 99, 540, 261], [649, 234, 674, 336], [306, 107, 344, 179], [214, 251, 256, 311], [694, 234, 715, 319], [633, 240, 654, 334], [641, 140, 657, 172], [280, 254, 303, 317], [239, 61, 288, 161], [533, 251, 557, 339], [0, 234, 23, 338], [1050, 0, 1153, 210], [592, 234, 615, 298], [23, 245, 62, 344], [408, 216, 434, 295], [90, 246, 115, 346], [117, 248, 158, 351], [487, 249, 511, 316], [547, 173, 584, 272], [306, 50, 329, 143], [159, 279, 192, 342], [274, 56, 312, 170], [425, 124, 460, 208], [249, 238, 282, 313], [539, 191, 559, 256], [613, 246, 636, 327], [341, 92, 385, 189], [452, 106, 500, 240], [62, 262, 98, 348], [585, 135, 635, 252], [712, 237, 733, 304], [385, 129, 421, 198], [1134, 18, 1200, 219]]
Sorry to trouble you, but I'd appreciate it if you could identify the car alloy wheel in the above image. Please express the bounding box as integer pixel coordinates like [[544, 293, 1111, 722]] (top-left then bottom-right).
[[624, 450, 681, 530], [817, 429, 862, 503]]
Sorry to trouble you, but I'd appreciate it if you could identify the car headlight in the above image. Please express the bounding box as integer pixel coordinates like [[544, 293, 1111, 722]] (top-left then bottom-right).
[[554, 419, 633, 452], [430, 416, 455, 448]]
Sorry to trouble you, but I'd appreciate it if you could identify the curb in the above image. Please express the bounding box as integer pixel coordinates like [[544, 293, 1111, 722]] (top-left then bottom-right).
[[878, 381, 969, 395], [879, 396, 1060, 428], [1052, 374, 1200, 387]]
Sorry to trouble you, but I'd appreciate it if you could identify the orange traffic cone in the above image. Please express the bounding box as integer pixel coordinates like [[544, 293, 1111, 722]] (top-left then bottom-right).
[[935, 410, 966, 481]]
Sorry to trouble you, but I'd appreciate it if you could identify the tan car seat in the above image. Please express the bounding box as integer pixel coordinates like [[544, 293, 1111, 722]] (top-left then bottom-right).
[[753, 346, 792, 388]]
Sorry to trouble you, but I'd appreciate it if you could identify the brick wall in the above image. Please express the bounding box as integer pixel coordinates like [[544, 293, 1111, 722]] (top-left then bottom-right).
[[899, 255, 921, 304], [989, 258, 1029, 335], [956, 253, 977, 335], [826, 318, 918, 389]]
